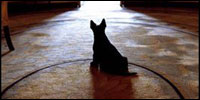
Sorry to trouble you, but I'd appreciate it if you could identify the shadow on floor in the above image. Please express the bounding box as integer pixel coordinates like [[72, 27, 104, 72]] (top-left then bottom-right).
[[123, 7, 198, 34], [6, 7, 79, 37]]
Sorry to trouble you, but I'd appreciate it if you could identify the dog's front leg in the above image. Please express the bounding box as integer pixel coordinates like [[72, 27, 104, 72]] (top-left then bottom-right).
[[90, 53, 99, 67]]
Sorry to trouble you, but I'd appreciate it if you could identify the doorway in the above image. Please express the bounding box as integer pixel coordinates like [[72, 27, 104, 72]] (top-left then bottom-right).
[[80, 1, 121, 11]]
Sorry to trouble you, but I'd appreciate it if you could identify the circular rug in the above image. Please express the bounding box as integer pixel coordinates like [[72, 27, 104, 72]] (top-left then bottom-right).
[[2, 60, 180, 99]]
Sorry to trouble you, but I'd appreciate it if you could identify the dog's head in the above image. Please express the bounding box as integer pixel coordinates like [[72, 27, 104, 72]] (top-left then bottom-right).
[[90, 19, 106, 35]]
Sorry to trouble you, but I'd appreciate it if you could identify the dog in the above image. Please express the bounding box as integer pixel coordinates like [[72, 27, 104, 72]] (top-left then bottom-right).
[[90, 19, 137, 76]]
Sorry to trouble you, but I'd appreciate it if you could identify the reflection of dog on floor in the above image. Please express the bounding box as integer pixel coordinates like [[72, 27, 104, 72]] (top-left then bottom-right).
[[90, 19, 137, 76]]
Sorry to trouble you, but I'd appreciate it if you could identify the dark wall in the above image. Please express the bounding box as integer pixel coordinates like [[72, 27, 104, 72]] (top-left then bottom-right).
[[121, 1, 199, 7], [7, 1, 80, 14]]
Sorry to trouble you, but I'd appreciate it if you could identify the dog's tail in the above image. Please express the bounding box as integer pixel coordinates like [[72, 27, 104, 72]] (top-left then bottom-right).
[[119, 72, 137, 76]]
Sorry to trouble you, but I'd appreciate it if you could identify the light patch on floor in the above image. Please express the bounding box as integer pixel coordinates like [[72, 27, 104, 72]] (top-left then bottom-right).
[[157, 49, 178, 56], [179, 55, 198, 66], [125, 40, 148, 48]]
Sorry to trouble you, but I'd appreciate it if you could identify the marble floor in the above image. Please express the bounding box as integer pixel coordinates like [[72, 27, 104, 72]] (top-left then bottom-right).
[[1, 1, 199, 99]]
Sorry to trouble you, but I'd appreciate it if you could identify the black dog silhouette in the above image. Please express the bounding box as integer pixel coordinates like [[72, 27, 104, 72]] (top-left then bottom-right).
[[90, 19, 137, 76]]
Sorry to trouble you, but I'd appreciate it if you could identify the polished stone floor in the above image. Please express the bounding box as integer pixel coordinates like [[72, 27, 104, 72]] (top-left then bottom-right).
[[1, 1, 199, 99]]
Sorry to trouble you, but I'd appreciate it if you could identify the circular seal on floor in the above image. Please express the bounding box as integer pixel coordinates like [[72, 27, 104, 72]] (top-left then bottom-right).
[[2, 60, 180, 99]]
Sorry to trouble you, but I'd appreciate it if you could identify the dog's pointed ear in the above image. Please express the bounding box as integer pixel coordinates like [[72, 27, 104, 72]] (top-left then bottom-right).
[[100, 18, 106, 28], [90, 20, 96, 29]]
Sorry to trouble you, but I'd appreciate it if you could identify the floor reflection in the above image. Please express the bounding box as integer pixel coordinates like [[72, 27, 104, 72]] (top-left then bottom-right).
[[90, 66, 136, 99]]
